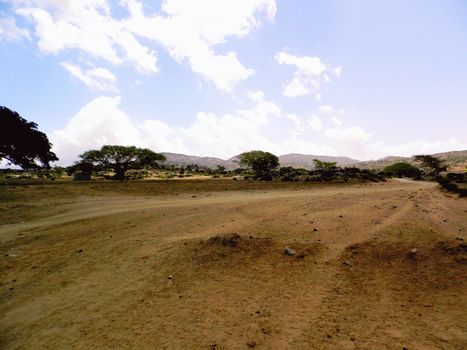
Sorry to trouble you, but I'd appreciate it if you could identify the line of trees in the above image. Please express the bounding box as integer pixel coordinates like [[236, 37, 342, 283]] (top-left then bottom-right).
[[0, 105, 457, 183]]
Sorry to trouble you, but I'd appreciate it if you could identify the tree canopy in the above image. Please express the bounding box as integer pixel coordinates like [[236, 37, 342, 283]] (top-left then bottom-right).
[[0, 106, 58, 169], [414, 155, 447, 176], [239, 150, 279, 180], [384, 162, 421, 178], [78, 145, 166, 180], [313, 159, 337, 170]]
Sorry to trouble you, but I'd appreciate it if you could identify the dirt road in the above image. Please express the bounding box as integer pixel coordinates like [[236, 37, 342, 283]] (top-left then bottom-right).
[[1, 180, 466, 349]]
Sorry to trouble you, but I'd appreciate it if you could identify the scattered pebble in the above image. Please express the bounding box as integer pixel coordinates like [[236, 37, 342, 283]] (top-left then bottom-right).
[[284, 247, 296, 256]]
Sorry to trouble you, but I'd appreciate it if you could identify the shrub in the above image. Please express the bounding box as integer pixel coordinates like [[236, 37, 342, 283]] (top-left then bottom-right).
[[384, 162, 421, 178]]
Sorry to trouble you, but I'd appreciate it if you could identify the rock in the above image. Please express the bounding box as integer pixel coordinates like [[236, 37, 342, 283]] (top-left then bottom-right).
[[284, 247, 296, 256], [168, 275, 173, 280], [342, 259, 353, 266]]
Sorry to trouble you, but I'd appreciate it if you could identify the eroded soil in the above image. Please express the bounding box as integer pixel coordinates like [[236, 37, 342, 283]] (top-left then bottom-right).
[[1, 180, 466, 349]]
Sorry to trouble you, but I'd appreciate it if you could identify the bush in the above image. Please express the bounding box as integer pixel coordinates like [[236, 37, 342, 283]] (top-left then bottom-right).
[[384, 162, 421, 178]]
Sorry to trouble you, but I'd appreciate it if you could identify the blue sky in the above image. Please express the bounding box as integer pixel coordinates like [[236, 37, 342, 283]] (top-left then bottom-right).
[[1, 0, 466, 165]]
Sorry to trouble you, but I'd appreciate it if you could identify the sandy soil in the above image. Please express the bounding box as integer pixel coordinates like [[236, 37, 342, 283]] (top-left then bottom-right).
[[1, 179, 466, 349]]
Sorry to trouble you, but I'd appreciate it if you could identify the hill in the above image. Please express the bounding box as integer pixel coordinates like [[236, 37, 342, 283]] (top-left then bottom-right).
[[355, 150, 467, 171], [162, 152, 361, 170]]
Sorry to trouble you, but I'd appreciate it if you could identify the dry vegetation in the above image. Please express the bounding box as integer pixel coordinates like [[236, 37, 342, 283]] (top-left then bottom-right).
[[1, 179, 466, 349]]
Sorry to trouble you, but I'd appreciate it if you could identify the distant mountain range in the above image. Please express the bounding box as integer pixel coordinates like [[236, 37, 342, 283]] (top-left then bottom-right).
[[161, 150, 467, 171]]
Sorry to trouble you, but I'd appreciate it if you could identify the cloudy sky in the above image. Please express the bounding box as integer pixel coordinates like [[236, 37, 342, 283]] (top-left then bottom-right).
[[1, 0, 466, 164]]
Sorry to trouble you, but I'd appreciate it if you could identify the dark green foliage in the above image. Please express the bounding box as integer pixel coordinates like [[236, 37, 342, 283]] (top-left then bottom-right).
[[414, 155, 447, 176], [313, 159, 337, 170], [384, 162, 421, 178], [0, 106, 58, 169], [279, 166, 308, 181], [78, 145, 166, 180], [239, 150, 279, 180], [438, 176, 467, 197], [280, 166, 385, 183]]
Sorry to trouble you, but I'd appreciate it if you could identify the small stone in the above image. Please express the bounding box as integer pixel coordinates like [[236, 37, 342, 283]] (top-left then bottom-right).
[[168, 275, 173, 280], [284, 247, 296, 256], [77, 249, 84, 253], [342, 259, 353, 266], [313, 228, 318, 232], [409, 248, 417, 254], [247, 341, 256, 348]]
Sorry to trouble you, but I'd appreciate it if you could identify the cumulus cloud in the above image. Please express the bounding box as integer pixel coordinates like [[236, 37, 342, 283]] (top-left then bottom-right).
[[275, 51, 341, 98], [51, 91, 281, 164], [0, 17, 30, 41], [14, 0, 158, 73], [307, 115, 323, 131], [61, 62, 117, 92], [51, 94, 467, 165], [51, 96, 142, 165], [123, 0, 276, 91], [12, 0, 275, 91]]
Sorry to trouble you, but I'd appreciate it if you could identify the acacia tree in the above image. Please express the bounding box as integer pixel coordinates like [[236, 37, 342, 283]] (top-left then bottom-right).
[[414, 155, 447, 176], [239, 150, 279, 180], [313, 159, 337, 170], [78, 145, 166, 180], [0, 106, 58, 169]]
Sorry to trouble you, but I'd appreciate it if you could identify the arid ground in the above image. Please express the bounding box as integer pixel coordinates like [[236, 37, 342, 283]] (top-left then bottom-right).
[[1, 179, 466, 349]]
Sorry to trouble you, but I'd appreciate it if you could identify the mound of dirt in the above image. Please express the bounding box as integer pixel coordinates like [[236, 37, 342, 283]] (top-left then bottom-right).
[[342, 238, 467, 289], [198, 233, 322, 262], [303, 238, 467, 349]]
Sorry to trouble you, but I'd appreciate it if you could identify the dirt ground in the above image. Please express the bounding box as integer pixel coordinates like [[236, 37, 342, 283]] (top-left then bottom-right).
[[1, 179, 466, 349]]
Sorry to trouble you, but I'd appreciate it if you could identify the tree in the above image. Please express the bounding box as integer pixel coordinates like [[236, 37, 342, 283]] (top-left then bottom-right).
[[78, 145, 166, 180], [0, 106, 58, 169], [313, 159, 337, 170], [215, 165, 226, 174], [239, 150, 279, 180], [384, 162, 421, 178], [414, 155, 447, 176]]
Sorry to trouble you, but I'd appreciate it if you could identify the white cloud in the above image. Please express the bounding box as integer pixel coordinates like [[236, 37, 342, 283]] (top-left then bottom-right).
[[61, 62, 117, 92], [123, 0, 276, 91], [51, 91, 281, 163], [51, 95, 467, 165], [15, 1, 158, 73], [324, 126, 372, 159], [318, 105, 333, 114], [12, 0, 275, 91], [275, 51, 341, 98], [307, 115, 323, 131], [0, 17, 30, 41], [331, 116, 342, 126], [51, 96, 142, 165]]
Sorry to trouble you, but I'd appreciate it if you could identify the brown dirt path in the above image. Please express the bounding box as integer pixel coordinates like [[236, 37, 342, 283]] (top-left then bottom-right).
[[1, 180, 466, 349]]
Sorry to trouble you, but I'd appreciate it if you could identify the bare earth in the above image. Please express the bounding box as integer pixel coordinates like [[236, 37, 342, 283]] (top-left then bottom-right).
[[1, 180, 466, 349]]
